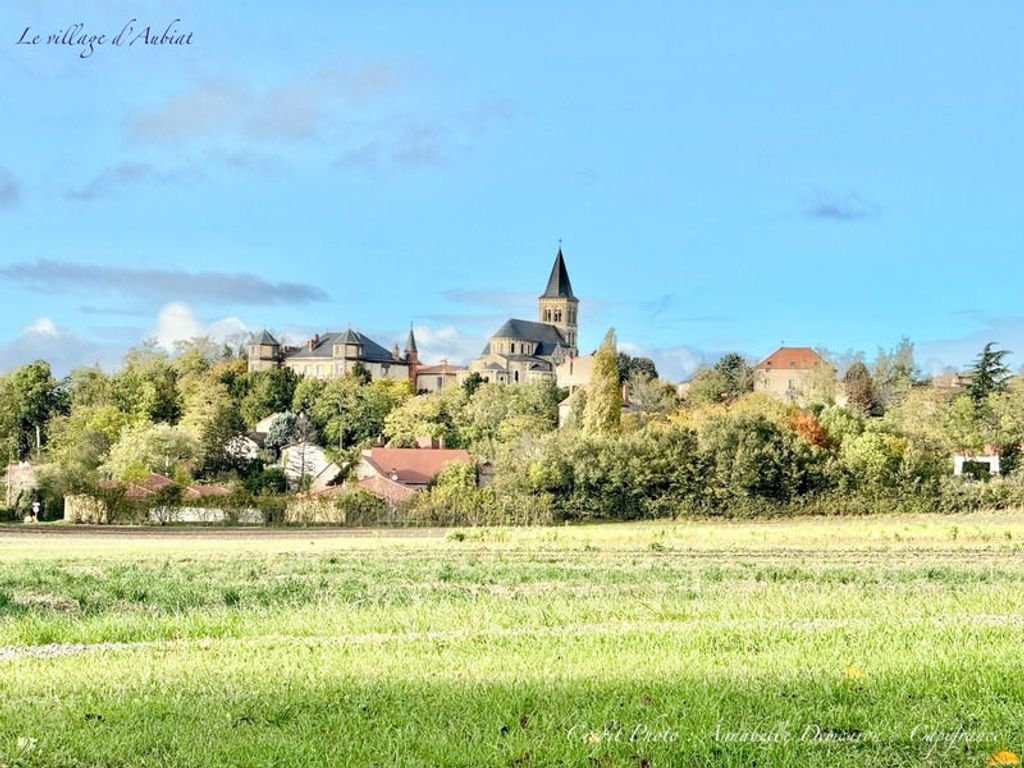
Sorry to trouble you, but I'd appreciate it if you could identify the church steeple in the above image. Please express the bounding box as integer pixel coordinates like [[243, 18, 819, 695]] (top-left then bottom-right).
[[538, 246, 579, 354], [404, 324, 418, 356], [540, 247, 576, 300]]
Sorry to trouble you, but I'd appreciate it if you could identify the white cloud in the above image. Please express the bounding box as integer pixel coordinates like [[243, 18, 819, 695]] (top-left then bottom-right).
[[619, 339, 717, 383], [917, 316, 1024, 376], [23, 317, 58, 337], [411, 324, 485, 365], [0, 319, 122, 375], [152, 302, 250, 351]]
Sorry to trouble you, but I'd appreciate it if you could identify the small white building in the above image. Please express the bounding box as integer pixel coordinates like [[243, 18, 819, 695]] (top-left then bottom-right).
[[953, 453, 1000, 477]]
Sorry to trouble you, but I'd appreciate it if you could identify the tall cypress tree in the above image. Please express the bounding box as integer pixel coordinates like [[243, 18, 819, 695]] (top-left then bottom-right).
[[582, 328, 622, 435]]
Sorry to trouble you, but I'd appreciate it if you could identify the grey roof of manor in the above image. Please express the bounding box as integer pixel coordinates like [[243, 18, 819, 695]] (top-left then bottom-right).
[[285, 329, 399, 363], [539, 248, 576, 300]]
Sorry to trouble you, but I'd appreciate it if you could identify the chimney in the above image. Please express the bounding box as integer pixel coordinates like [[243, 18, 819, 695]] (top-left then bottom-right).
[[441, 358, 448, 366], [392, 343, 400, 361]]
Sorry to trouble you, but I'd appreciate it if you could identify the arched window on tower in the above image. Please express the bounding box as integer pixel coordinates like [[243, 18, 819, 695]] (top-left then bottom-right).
[[554, 308, 562, 323], [544, 309, 551, 322]]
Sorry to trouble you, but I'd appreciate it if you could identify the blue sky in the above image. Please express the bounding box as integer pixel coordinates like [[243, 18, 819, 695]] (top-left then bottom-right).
[[0, 1, 1021, 380]]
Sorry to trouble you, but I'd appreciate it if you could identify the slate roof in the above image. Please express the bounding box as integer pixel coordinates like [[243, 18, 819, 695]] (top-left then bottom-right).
[[285, 329, 398, 363], [255, 330, 279, 345], [405, 325, 418, 354], [490, 318, 568, 356], [539, 248, 576, 300]]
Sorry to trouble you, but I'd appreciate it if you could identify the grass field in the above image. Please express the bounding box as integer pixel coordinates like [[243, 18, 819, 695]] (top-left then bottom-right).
[[2, 514, 1024, 766]]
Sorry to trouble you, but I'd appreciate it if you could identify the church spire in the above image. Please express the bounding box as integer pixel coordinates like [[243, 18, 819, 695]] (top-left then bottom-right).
[[539, 247, 576, 300], [405, 323, 418, 355], [537, 245, 579, 355]]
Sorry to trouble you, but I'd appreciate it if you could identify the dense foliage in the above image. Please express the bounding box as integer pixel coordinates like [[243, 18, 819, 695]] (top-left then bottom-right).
[[2, 334, 1022, 523]]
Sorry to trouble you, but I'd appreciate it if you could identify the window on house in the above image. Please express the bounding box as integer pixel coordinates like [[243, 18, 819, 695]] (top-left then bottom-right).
[[436, 377, 443, 390], [788, 379, 796, 390], [514, 370, 519, 382]]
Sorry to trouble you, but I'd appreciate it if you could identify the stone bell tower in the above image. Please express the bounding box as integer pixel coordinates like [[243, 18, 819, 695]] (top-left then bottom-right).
[[537, 247, 578, 354]]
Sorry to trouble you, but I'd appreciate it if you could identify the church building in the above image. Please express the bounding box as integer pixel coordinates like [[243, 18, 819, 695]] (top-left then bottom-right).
[[468, 249, 580, 384]]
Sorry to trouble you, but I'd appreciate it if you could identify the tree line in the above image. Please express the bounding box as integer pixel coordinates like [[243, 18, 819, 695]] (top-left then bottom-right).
[[1, 333, 1020, 523]]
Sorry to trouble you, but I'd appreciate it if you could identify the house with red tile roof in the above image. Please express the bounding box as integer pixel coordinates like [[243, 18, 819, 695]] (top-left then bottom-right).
[[354, 447, 474, 502], [754, 347, 832, 404], [414, 359, 467, 393]]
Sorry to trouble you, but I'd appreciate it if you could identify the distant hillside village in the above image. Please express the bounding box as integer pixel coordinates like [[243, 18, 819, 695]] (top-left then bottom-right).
[[1, 247, 1017, 527], [247, 249, 583, 391], [245, 250, 865, 407]]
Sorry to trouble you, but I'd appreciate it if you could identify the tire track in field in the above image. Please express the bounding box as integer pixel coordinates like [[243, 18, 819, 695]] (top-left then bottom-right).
[[3, 613, 1024, 662]]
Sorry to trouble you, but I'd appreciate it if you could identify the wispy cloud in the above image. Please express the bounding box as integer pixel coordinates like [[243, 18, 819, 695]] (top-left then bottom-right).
[[67, 149, 281, 201], [0, 260, 328, 307], [803, 190, 880, 222], [440, 289, 535, 309], [128, 61, 416, 146], [0, 167, 20, 207], [917, 315, 1024, 375], [66, 161, 202, 201]]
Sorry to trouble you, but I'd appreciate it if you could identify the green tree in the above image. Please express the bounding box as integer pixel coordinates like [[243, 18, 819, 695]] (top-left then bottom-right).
[[385, 386, 468, 448], [351, 362, 372, 385], [240, 367, 298, 427], [461, 372, 485, 396], [101, 423, 199, 481], [179, 372, 245, 475], [264, 412, 299, 453], [966, 343, 1012, 405], [686, 353, 755, 405], [871, 337, 919, 408], [311, 376, 411, 449], [6, 361, 66, 458], [626, 372, 678, 415], [843, 361, 879, 415], [616, 353, 658, 382], [582, 329, 622, 435], [112, 343, 181, 423], [460, 381, 561, 456]]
